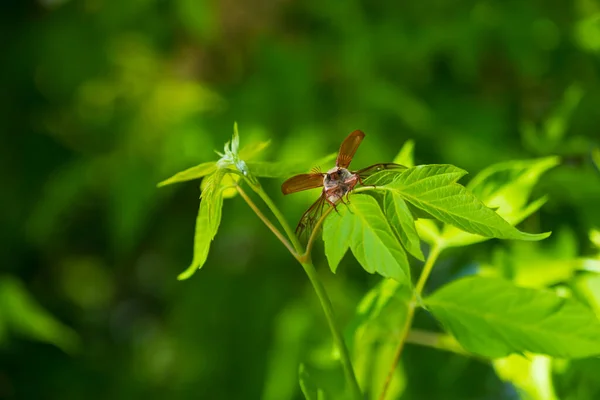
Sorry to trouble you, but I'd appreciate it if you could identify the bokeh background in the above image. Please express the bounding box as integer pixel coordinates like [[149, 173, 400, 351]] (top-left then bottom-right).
[[3, 0, 600, 399]]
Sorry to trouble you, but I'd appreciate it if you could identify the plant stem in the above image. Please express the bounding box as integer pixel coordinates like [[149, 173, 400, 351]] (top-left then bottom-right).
[[378, 242, 444, 400], [238, 180, 362, 399], [248, 181, 304, 254], [301, 260, 363, 400], [235, 185, 298, 257], [406, 329, 470, 357]]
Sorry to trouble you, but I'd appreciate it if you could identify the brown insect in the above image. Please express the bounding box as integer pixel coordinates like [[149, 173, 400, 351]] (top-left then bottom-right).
[[281, 130, 404, 236]]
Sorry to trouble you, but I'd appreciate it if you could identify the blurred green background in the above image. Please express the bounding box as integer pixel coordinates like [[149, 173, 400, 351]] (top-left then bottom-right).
[[2, 0, 600, 399]]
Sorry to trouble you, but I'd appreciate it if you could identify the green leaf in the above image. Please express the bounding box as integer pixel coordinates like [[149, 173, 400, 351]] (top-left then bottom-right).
[[157, 161, 217, 187], [592, 147, 600, 173], [178, 171, 225, 280], [322, 206, 352, 273], [393, 139, 415, 168], [494, 353, 558, 400], [425, 276, 600, 358], [231, 122, 240, 155], [488, 229, 585, 289], [383, 191, 424, 260], [440, 157, 559, 247], [384, 164, 550, 241], [0, 276, 79, 353], [323, 195, 410, 282], [346, 279, 410, 399]]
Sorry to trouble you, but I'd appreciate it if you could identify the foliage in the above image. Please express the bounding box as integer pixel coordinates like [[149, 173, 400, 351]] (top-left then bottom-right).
[[4, 0, 600, 399]]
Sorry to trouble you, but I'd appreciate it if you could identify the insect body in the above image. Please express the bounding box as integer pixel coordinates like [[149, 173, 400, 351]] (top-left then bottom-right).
[[281, 130, 403, 236]]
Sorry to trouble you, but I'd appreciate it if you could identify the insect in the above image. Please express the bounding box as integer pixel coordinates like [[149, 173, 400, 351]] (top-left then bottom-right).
[[281, 130, 404, 237]]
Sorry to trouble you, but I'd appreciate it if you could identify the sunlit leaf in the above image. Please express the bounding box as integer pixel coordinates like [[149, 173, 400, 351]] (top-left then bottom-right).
[[383, 192, 424, 260], [426, 276, 600, 358], [438, 157, 558, 247], [591, 228, 600, 250], [572, 273, 600, 317], [178, 171, 225, 280], [393, 139, 415, 168], [494, 353, 558, 400], [322, 206, 352, 273], [323, 195, 410, 282], [486, 229, 585, 289], [346, 279, 410, 399], [383, 165, 550, 241], [415, 219, 442, 245], [157, 161, 217, 187], [0, 277, 79, 353]]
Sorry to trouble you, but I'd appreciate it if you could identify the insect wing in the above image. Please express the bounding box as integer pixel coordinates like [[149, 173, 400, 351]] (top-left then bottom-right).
[[295, 194, 327, 238], [356, 162, 406, 177], [336, 130, 365, 168], [281, 173, 324, 195]]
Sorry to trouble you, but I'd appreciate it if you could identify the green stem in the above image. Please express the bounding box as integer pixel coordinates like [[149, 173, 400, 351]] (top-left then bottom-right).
[[378, 242, 444, 400], [235, 186, 298, 257], [248, 181, 304, 254], [405, 329, 471, 357], [301, 260, 363, 400], [237, 178, 361, 399]]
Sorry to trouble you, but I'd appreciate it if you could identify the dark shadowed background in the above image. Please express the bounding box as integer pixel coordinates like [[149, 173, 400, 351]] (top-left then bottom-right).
[[2, 0, 600, 399]]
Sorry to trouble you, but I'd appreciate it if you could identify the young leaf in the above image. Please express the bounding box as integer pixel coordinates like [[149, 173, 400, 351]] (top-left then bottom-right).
[[385, 165, 550, 241], [178, 171, 225, 280], [425, 276, 600, 358], [157, 162, 217, 187], [383, 192, 424, 260], [323, 195, 410, 282]]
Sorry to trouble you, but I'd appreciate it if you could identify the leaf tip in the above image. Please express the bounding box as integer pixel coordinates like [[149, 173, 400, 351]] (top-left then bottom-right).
[[177, 266, 198, 280], [521, 230, 552, 241]]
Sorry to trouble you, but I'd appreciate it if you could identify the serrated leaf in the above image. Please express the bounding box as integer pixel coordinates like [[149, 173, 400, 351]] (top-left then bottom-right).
[[439, 157, 559, 247], [393, 139, 415, 168], [384, 165, 550, 241], [383, 192, 424, 260], [178, 172, 225, 280], [323, 206, 353, 273], [157, 162, 217, 187], [425, 276, 600, 358], [324, 195, 410, 282], [201, 172, 240, 199]]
